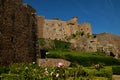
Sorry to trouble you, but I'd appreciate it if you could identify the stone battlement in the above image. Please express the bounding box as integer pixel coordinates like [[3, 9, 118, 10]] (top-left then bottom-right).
[[37, 16, 92, 40]]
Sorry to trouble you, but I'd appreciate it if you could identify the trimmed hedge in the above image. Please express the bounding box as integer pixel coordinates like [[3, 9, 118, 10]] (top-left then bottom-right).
[[65, 54, 120, 66], [112, 66, 120, 75], [47, 50, 120, 66]]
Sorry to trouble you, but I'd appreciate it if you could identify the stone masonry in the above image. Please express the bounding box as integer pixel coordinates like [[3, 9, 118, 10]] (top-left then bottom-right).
[[0, 0, 39, 66], [37, 16, 92, 40]]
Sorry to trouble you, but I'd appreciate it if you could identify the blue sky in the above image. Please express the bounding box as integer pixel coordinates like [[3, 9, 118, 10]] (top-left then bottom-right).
[[23, 0, 120, 36]]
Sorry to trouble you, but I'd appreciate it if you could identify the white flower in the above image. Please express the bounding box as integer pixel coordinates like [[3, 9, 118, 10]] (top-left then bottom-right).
[[25, 67, 28, 70], [46, 52, 49, 55], [45, 68, 47, 71], [33, 62, 35, 64], [56, 73, 59, 77], [50, 72, 53, 76]]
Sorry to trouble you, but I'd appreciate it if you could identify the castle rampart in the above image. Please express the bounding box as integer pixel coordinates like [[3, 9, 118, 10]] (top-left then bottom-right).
[[37, 16, 92, 40]]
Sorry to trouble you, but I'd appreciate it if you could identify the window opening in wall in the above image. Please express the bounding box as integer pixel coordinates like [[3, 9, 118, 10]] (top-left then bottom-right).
[[81, 32, 84, 36], [11, 37, 14, 43], [93, 35, 96, 38], [51, 24, 54, 26], [0, 31, 1, 35], [4, 18, 7, 20], [81, 29, 83, 31], [58, 23, 62, 26]]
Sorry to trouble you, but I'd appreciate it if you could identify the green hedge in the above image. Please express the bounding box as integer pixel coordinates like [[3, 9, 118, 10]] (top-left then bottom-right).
[[0, 66, 9, 74], [112, 66, 120, 75], [47, 50, 120, 66], [65, 54, 120, 66]]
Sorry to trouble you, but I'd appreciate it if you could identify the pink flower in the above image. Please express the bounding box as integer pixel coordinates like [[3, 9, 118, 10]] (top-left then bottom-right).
[[44, 70, 48, 75], [44, 68, 48, 75], [58, 62, 64, 67]]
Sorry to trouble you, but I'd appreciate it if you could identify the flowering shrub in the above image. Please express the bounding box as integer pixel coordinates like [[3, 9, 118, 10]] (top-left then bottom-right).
[[94, 63, 104, 71], [0, 63, 112, 80]]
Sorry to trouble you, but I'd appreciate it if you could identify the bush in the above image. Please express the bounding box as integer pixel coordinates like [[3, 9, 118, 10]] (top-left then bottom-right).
[[1, 74, 22, 80], [0, 66, 10, 74], [94, 68, 112, 78], [69, 62, 78, 68], [112, 66, 120, 75], [53, 39, 71, 50], [39, 38, 45, 46], [0, 62, 112, 80]]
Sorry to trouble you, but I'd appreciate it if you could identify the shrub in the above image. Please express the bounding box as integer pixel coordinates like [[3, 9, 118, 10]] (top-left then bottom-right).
[[47, 50, 120, 66], [1, 74, 22, 80], [53, 39, 71, 50], [94, 68, 112, 78], [0, 66, 10, 74], [39, 38, 45, 46], [0, 62, 112, 80], [69, 62, 78, 68], [112, 66, 120, 75]]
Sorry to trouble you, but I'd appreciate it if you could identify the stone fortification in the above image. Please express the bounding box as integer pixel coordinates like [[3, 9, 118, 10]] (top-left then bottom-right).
[[0, 0, 39, 66], [37, 16, 92, 40]]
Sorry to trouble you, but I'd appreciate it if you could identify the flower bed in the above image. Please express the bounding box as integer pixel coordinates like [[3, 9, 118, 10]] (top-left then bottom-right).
[[0, 62, 112, 80]]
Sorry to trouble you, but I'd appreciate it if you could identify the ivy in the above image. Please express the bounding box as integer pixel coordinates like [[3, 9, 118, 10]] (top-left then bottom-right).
[[53, 39, 71, 50], [39, 38, 45, 46]]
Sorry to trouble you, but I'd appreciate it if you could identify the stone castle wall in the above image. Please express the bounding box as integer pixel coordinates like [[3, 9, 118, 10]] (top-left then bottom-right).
[[37, 16, 92, 40], [37, 16, 44, 38], [0, 0, 39, 66]]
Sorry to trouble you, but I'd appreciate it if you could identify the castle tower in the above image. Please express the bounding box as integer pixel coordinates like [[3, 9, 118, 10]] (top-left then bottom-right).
[[0, 0, 39, 66], [67, 16, 78, 25], [37, 16, 92, 41], [79, 23, 92, 35]]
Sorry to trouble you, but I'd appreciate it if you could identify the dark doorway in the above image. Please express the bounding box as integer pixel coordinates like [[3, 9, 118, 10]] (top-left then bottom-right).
[[40, 49, 48, 59]]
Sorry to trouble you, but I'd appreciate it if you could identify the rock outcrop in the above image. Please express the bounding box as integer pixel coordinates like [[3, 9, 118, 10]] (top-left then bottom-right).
[[0, 0, 39, 66], [69, 32, 120, 58], [96, 33, 120, 58]]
